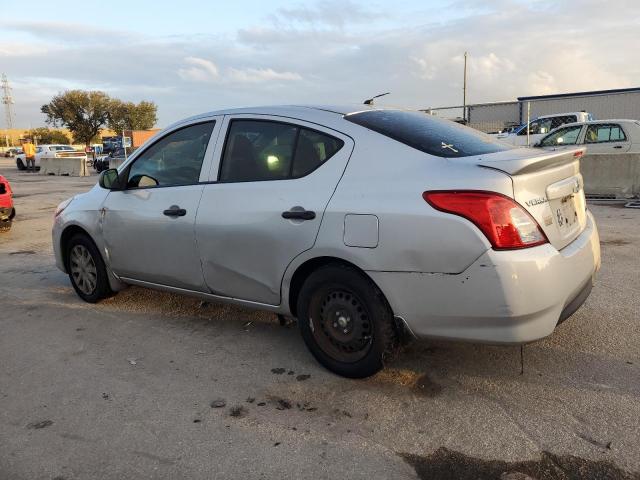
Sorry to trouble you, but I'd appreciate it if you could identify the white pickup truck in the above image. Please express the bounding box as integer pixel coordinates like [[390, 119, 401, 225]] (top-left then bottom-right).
[[16, 145, 87, 170], [493, 112, 594, 147]]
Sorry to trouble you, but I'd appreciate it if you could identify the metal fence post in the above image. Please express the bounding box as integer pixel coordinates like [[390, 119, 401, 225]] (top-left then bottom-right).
[[526, 101, 531, 147]]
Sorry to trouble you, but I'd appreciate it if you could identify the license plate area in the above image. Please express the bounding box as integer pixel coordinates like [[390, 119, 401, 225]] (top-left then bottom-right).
[[550, 194, 581, 238]]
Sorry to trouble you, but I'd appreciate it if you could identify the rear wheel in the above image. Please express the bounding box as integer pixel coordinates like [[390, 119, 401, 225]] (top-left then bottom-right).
[[66, 234, 112, 303], [297, 264, 398, 378]]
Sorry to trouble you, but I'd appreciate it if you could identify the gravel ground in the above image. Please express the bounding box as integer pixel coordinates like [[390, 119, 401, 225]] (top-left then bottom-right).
[[0, 158, 639, 480]]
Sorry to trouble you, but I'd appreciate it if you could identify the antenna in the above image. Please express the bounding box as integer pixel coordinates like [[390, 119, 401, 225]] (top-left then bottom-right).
[[364, 92, 390, 106], [2, 74, 15, 147]]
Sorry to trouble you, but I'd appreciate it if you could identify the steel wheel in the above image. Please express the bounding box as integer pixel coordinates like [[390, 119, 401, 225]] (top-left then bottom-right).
[[310, 287, 373, 363], [69, 244, 98, 295]]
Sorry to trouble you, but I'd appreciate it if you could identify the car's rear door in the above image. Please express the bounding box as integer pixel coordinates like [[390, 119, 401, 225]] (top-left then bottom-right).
[[101, 118, 222, 291], [195, 114, 353, 305]]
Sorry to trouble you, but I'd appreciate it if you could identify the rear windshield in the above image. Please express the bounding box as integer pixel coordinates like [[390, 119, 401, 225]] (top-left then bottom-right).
[[345, 110, 513, 158]]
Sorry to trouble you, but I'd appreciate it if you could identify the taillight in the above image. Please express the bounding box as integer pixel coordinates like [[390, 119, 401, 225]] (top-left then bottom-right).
[[423, 191, 548, 250]]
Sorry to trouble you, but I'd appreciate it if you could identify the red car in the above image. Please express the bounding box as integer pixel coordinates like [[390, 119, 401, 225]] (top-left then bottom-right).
[[0, 175, 15, 232]]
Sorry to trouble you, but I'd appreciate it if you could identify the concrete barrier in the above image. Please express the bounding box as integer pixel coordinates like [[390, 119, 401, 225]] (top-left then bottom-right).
[[40, 156, 90, 176], [581, 153, 640, 198], [109, 158, 126, 170]]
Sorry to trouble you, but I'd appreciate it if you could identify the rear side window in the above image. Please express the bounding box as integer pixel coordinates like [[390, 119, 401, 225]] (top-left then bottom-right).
[[219, 120, 344, 182], [345, 110, 513, 158], [584, 124, 627, 143]]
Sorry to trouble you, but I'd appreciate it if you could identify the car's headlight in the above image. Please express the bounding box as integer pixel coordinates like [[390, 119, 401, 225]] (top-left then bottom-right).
[[54, 197, 74, 218]]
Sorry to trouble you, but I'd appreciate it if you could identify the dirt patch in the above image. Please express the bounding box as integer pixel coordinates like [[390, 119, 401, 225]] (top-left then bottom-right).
[[27, 419, 53, 429], [370, 368, 443, 397], [400, 447, 638, 480], [413, 374, 443, 398], [229, 405, 248, 418]]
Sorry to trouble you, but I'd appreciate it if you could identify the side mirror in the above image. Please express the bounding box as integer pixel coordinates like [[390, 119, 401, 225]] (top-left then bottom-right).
[[99, 168, 124, 190]]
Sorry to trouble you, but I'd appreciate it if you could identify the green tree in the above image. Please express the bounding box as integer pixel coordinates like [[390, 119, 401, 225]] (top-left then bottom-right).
[[41, 90, 112, 146], [108, 100, 157, 133], [27, 127, 70, 145]]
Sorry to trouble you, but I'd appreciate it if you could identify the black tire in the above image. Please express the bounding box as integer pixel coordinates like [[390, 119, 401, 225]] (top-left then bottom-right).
[[16, 159, 25, 170], [0, 221, 11, 233], [66, 233, 113, 303], [297, 264, 398, 378]]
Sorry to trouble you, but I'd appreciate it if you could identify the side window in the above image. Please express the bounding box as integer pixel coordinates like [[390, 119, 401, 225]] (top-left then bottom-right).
[[585, 124, 627, 144], [518, 119, 551, 135], [540, 126, 583, 147], [127, 122, 214, 189], [518, 120, 538, 135], [219, 120, 344, 182], [292, 128, 344, 177], [550, 115, 577, 130]]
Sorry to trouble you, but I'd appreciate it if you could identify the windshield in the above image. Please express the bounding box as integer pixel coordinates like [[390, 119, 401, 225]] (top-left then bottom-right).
[[50, 146, 75, 151], [345, 110, 513, 158]]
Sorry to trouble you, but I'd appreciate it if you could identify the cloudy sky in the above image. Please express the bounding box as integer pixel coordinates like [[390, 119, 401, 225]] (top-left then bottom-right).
[[1, 0, 638, 128]]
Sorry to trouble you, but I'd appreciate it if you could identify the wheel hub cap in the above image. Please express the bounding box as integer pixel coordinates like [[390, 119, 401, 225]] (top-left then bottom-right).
[[69, 244, 97, 295], [317, 290, 372, 358]]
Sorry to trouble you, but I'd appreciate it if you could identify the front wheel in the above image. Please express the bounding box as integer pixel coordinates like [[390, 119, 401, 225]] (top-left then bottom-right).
[[16, 159, 25, 170], [66, 234, 113, 303], [297, 264, 398, 378]]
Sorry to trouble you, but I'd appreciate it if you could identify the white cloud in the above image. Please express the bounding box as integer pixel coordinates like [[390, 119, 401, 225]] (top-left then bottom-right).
[[178, 56, 220, 82], [226, 67, 302, 83], [178, 56, 302, 84]]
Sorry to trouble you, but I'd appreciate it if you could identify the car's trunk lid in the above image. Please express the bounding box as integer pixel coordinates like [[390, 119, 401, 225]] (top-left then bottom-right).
[[451, 147, 587, 250]]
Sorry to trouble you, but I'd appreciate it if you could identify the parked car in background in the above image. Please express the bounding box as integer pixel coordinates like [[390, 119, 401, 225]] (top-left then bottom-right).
[[15, 144, 86, 170], [493, 112, 594, 146], [535, 119, 640, 154], [102, 136, 122, 154], [93, 147, 134, 173], [0, 175, 15, 232], [53, 105, 600, 378], [4, 147, 22, 158]]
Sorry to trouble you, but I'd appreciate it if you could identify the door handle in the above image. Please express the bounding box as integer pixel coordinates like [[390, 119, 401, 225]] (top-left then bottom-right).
[[163, 205, 187, 217], [282, 209, 316, 221], [613, 145, 623, 149]]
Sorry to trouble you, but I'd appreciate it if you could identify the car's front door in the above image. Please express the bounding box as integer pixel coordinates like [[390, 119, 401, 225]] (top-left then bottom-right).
[[101, 119, 221, 291], [582, 123, 631, 154], [196, 115, 354, 305]]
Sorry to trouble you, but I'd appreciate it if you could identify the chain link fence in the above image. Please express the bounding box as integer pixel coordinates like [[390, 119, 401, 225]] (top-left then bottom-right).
[[422, 104, 525, 134]]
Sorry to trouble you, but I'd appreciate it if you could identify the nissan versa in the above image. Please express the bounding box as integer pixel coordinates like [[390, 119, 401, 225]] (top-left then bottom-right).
[[52, 106, 601, 378]]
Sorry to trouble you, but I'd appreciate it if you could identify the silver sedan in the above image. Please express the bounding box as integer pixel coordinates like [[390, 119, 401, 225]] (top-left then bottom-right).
[[52, 105, 601, 378]]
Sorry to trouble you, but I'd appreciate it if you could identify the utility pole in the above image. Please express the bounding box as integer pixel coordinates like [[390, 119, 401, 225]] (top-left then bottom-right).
[[1, 73, 16, 148], [462, 52, 468, 123]]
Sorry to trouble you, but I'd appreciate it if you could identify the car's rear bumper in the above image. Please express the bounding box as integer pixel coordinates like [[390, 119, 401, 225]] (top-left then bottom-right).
[[368, 210, 601, 344]]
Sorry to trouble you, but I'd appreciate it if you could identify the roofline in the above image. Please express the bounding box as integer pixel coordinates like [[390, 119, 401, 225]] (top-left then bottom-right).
[[518, 87, 640, 101], [554, 119, 640, 126]]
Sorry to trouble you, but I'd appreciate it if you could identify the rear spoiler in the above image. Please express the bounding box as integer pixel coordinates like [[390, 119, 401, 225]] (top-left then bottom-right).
[[477, 148, 585, 176]]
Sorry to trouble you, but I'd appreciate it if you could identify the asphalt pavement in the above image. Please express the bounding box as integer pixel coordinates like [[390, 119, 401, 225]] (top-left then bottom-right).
[[1, 158, 638, 480]]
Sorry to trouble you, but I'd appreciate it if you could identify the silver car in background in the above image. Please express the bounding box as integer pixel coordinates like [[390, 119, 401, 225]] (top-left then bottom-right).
[[536, 119, 640, 153], [52, 105, 601, 378]]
